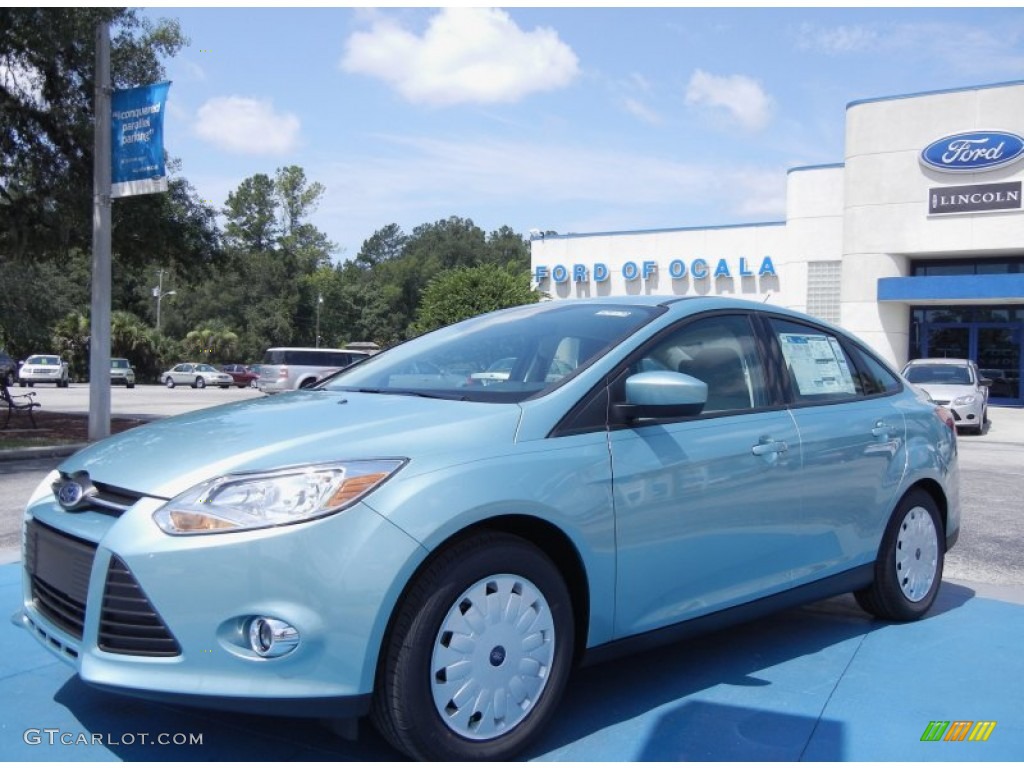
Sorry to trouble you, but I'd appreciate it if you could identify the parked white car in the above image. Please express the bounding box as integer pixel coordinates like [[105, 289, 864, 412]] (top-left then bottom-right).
[[18, 354, 69, 388]]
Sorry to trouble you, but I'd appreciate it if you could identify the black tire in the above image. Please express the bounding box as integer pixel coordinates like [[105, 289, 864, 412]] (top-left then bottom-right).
[[19, 380, 27, 387], [127, 383, 135, 389], [165, 377, 175, 389], [195, 377, 206, 389], [371, 532, 574, 761], [855, 489, 944, 621]]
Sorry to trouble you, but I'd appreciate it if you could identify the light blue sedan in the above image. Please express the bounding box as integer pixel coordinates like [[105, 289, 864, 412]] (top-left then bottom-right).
[[17, 296, 959, 761]]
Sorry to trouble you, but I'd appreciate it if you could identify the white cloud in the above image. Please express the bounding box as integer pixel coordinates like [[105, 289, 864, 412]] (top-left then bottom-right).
[[797, 23, 880, 54], [795, 21, 1024, 75], [623, 97, 662, 125], [340, 8, 580, 106], [194, 96, 300, 154], [316, 134, 786, 242], [685, 70, 773, 132]]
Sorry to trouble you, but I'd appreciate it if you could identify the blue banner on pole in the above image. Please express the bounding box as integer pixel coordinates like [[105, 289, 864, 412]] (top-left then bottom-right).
[[111, 81, 171, 198]]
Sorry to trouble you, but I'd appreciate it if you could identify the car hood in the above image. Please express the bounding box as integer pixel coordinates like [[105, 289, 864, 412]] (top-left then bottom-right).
[[910, 383, 978, 402], [60, 390, 523, 499]]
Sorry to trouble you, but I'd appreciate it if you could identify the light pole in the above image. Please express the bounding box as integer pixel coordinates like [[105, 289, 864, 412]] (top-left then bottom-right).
[[315, 293, 323, 347], [153, 269, 177, 332]]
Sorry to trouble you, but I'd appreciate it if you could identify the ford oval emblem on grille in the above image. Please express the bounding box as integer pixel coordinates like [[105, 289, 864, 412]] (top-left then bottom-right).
[[53, 473, 95, 511], [920, 131, 1024, 174]]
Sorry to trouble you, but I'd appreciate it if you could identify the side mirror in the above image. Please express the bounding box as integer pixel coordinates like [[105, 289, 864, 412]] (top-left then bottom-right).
[[979, 378, 993, 388], [613, 371, 708, 422]]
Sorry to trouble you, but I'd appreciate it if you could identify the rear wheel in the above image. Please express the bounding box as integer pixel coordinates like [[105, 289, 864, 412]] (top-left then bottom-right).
[[372, 532, 574, 761], [855, 490, 944, 621]]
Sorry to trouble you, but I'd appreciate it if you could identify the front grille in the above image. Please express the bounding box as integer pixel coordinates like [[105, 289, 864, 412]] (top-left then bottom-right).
[[24, 521, 96, 640], [99, 556, 181, 657], [90, 481, 143, 514]]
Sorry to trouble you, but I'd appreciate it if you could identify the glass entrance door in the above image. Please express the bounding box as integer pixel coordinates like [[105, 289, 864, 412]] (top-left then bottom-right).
[[976, 325, 1021, 402], [914, 322, 1022, 404], [925, 326, 970, 360]]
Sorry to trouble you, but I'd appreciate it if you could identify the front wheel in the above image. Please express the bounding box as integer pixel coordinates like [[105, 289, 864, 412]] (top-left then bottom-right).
[[194, 377, 206, 389], [372, 532, 574, 761], [855, 489, 944, 621], [165, 377, 175, 389]]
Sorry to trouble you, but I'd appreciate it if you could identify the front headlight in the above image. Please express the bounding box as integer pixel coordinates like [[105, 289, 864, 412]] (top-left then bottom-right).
[[153, 459, 406, 535], [952, 394, 977, 406]]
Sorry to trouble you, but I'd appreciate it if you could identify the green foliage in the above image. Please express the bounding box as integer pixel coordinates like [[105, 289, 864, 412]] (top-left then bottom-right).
[[413, 266, 540, 335], [1, 8, 187, 261]]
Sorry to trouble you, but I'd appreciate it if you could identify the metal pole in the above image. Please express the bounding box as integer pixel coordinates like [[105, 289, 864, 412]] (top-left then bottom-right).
[[316, 294, 322, 347], [88, 21, 112, 441], [155, 269, 164, 331]]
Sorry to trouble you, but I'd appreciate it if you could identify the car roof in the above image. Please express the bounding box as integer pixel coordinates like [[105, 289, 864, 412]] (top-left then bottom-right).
[[904, 358, 972, 366]]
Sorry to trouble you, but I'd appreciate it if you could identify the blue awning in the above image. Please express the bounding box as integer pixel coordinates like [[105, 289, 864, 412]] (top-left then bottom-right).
[[878, 274, 1024, 304]]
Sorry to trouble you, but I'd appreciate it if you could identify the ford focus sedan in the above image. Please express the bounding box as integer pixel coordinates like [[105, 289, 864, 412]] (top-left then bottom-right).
[[17, 297, 959, 761], [901, 358, 990, 434]]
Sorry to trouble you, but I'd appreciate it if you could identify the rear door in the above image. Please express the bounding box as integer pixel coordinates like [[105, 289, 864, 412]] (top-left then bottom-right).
[[763, 316, 907, 570]]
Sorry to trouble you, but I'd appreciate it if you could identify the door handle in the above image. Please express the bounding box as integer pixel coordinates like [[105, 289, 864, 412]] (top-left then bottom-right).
[[751, 439, 789, 456], [872, 421, 894, 439]]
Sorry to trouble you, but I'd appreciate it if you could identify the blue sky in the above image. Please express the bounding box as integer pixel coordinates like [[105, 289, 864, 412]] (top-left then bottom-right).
[[144, 6, 1024, 261]]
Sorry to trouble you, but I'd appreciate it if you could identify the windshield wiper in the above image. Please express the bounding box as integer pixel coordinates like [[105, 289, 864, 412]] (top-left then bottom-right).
[[342, 387, 467, 401]]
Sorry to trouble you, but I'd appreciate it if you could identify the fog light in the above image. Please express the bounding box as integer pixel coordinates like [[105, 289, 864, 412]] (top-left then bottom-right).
[[248, 617, 299, 658]]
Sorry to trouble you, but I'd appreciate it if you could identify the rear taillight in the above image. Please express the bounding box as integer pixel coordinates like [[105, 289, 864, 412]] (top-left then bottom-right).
[[934, 405, 956, 432]]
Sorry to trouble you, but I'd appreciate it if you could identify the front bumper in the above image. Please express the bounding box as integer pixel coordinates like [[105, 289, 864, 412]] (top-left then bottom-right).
[[18, 490, 425, 716]]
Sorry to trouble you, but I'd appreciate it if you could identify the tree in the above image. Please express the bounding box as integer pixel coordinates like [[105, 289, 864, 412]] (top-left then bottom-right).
[[1, 8, 186, 260], [223, 174, 278, 253], [183, 323, 238, 364], [51, 312, 91, 381], [412, 266, 540, 335]]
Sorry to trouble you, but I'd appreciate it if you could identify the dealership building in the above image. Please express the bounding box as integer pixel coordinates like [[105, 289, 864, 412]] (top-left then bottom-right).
[[530, 80, 1024, 406]]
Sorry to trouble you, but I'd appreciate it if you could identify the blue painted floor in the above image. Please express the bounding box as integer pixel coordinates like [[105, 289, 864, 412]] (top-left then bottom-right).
[[3, 561, 1021, 761]]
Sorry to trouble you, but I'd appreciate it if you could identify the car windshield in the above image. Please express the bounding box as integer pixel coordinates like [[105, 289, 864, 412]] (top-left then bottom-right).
[[196, 364, 219, 372], [320, 302, 662, 402], [112, 360, 128, 368], [28, 356, 58, 365], [904, 364, 972, 385]]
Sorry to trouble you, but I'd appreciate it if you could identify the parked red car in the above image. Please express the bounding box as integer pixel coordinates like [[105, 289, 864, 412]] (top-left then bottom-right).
[[219, 364, 260, 388]]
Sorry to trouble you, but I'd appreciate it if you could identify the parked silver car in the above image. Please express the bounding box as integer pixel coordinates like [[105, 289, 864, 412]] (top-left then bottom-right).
[[161, 362, 233, 389], [901, 358, 991, 434]]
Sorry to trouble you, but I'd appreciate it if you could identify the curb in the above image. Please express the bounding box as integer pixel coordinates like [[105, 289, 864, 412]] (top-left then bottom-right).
[[0, 443, 87, 462]]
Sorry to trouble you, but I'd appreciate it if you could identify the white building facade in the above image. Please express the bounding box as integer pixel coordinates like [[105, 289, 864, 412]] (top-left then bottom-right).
[[530, 80, 1024, 406]]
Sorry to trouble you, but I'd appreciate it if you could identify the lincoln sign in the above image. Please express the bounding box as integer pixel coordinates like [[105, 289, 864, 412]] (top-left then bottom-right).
[[929, 182, 1022, 216]]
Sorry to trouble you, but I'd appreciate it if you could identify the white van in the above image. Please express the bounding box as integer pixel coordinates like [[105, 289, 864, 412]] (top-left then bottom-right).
[[257, 347, 369, 393]]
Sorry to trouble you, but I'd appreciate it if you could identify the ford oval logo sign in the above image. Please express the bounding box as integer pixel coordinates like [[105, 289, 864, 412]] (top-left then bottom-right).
[[921, 131, 1024, 174]]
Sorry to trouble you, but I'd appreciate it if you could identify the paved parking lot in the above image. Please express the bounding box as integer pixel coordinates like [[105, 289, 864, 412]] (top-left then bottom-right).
[[0, 397, 1021, 760]]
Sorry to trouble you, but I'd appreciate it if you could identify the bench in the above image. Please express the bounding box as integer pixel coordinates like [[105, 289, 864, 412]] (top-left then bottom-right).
[[1, 379, 40, 429]]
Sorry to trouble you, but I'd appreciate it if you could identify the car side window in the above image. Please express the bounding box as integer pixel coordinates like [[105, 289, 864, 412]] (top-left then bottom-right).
[[632, 314, 769, 414], [768, 318, 862, 403], [849, 346, 902, 395]]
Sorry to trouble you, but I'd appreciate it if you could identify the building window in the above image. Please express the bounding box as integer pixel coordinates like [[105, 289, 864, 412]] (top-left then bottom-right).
[[912, 257, 1024, 276], [806, 261, 842, 323]]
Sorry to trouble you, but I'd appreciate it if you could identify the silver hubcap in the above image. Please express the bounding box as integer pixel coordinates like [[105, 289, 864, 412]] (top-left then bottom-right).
[[895, 505, 939, 602], [431, 574, 555, 740]]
